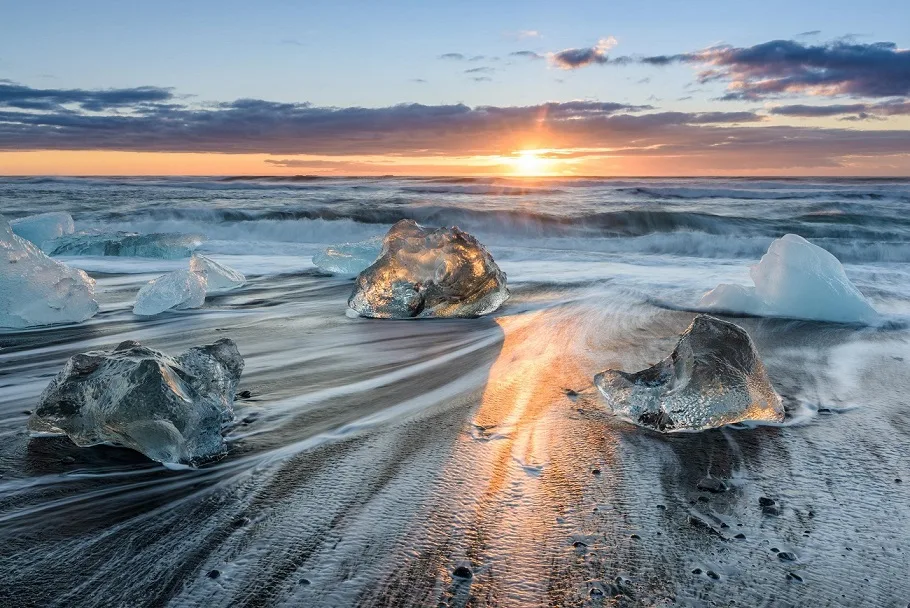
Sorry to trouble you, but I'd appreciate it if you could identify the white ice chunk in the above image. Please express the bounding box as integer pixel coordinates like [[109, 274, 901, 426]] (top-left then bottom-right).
[[133, 269, 207, 316], [700, 234, 877, 324], [10, 211, 75, 247], [313, 236, 382, 275], [1, 216, 98, 328], [190, 254, 246, 293]]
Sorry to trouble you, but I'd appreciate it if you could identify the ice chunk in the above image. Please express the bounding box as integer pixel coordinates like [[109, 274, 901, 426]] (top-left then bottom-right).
[[1, 217, 98, 328], [190, 254, 246, 293], [45, 231, 202, 259], [348, 219, 509, 318], [313, 236, 382, 275], [700, 234, 877, 324], [10, 211, 75, 247], [133, 269, 206, 316], [594, 315, 784, 433], [29, 338, 244, 466]]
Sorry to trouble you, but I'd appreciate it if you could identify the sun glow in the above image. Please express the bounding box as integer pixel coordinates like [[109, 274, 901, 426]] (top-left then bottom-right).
[[512, 150, 552, 176]]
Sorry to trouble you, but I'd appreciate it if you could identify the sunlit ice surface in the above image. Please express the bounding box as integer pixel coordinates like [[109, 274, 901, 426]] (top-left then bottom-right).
[[0, 176, 909, 605]]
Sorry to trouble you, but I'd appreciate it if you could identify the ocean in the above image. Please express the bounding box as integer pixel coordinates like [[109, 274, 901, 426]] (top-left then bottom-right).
[[1, 175, 909, 606]]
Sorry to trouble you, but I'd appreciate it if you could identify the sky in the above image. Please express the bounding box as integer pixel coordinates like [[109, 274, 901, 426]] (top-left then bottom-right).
[[1, 0, 909, 176]]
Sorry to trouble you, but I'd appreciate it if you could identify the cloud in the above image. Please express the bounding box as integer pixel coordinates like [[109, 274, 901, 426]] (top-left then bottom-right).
[[464, 67, 494, 74], [438, 53, 465, 61], [0, 82, 173, 112], [279, 39, 305, 47], [636, 39, 910, 99], [796, 30, 821, 37], [471, 77, 492, 82], [518, 30, 541, 39], [510, 50, 545, 60], [769, 100, 910, 119], [550, 37, 618, 69], [1, 81, 908, 171]]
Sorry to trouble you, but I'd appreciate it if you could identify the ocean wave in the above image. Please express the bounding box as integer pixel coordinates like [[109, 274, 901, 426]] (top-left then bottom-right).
[[618, 186, 907, 201]]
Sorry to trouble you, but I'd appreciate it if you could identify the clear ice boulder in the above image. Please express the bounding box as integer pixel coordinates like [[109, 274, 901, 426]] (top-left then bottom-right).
[[190, 254, 246, 293], [45, 231, 202, 259], [29, 338, 244, 466], [700, 234, 877, 324], [133, 269, 207, 316], [10, 211, 75, 248], [313, 236, 382, 275], [594, 315, 784, 433], [1, 216, 99, 328], [348, 220, 509, 318]]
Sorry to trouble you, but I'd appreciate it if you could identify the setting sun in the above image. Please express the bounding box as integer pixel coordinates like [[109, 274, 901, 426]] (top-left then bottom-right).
[[512, 150, 552, 176]]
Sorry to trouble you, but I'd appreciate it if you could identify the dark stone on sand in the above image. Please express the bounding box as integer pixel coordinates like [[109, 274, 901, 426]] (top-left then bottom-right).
[[692, 568, 702, 575], [22, 410, 32, 415], [656, 504, 666, 510], [697, 496, 710, 503], [735, 533, 746, 539], [452, 563, 473, 579], [707, 570, 719, 580], [771, 547, 779, 553], [61, 456, 76, 464], [231, 516, 250, 528], [697, 477, 728, 493], [573, 540, 587, 548], [299, 578, 311, 586], [787, 572, 803, 582], [759, 497, 775, 507], [688, 515, 710, 529], [591, 468, 601, 475], [207, 569, 221, 579], [564, 388, 579, 398], [778, 552, 797, 562], [818, 407, 832, 414], [631, 534, 641, 540], [896, 478, 902, 483], [236, 390, 252, 399]]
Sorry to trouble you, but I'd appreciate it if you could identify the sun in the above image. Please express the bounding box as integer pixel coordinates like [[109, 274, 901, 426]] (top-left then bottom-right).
[[512, 150, 550, 176]]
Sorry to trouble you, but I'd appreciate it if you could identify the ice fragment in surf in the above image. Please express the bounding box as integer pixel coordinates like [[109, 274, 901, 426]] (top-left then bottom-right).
[[45, 231, 202, 259], [29, 338, 244, 466], [190, 253, 246, 293], [10, 211, 75, 248], [0, 216, 98, 328], [133, 269, 206, 316], [593, 315, 784, 433], [348, 220, 509, 318], [700, 234, 877, 324], [313, 236, 382, 275]]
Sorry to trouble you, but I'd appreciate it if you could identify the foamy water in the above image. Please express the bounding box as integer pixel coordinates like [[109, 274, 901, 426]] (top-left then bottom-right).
[[1, 176, 909, 606]]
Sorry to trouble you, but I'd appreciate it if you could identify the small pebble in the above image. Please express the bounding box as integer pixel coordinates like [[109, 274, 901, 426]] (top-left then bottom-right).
[[778, 552, 797, 562], [656, 504, 666, 510], [771, 547, 779, 553], [707, 571, 719, 580], [697, 496, 710, 503], [231, 516, 251, 528], [299, 578, 311, 586], [592, 468, 601, 475], [207, 570, 221, 579], [734, 533, 746, 539], [896, 478, 903, 483], [630, 534, 640, 540], [786, 572, 803, 582], [692, 568, 702, 575], [452, 563, 473, 579], [759, 497, 776, 507], [22, 410, 33, 415], [236, 390, 253, 399]]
